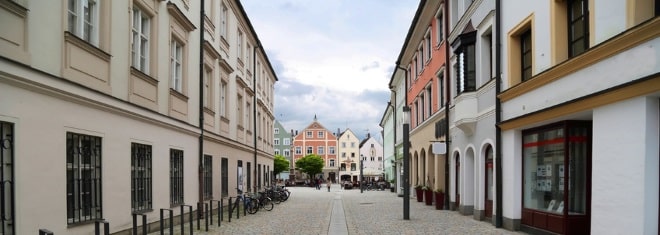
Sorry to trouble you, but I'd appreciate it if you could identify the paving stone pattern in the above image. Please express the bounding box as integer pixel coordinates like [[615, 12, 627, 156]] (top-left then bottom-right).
[[148, 184, 527, 235]]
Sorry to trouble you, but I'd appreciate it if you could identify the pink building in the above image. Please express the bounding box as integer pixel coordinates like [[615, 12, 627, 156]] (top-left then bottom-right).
[[291, 116, 338, 183]]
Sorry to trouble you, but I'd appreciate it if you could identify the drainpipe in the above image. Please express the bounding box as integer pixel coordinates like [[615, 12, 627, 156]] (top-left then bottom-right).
[[495, 0, 503, 228], [443, 0, 451, 210], [198, 0, 206, 214], [253, 44, 259, 191], [391, 90, 396, 188]]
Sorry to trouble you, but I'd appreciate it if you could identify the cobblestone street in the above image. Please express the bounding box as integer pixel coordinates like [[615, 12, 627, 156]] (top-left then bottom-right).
[[152, 185, 526, 235]]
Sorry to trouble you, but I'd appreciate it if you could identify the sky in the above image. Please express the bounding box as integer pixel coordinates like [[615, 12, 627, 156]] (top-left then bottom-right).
[[240, 0, 419, 141]]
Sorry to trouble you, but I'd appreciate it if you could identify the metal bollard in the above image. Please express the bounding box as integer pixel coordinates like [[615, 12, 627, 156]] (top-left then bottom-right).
[[94, 220, 110, 235], [160, 208, 173, 235], [132, 213, 147, 235], [210, 199, 222, 226], [180, 205, 193, 235], [228, 197, 233, 222], [205, 202, 210, 231]]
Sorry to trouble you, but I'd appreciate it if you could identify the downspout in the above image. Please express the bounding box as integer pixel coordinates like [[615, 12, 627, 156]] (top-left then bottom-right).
[[495, 0, 503, 227], [198, 0, 206, 212], [444, 0, 451, 210], [253, 44, 259, 191], [391, 90, 397, 187]]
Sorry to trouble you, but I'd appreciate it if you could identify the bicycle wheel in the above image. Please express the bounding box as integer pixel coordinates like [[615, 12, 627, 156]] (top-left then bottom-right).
[[279, 191, 289, 201], [261, 197, 274, 211], [247, 199, 259, 214]]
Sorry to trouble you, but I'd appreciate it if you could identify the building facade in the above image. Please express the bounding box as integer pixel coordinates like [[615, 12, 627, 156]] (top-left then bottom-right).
[[447, 0, 497, 221], [291, 116, 338, 182], [395, 0, 450, 197], [359, 133, 385, 182], [499, 1, 659, 234], [337, 128, 360, 183], [0, 0, 277, 234], [273, 120, 292, 179]]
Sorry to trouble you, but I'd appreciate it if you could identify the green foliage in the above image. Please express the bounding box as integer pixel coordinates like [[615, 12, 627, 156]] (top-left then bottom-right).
[[295, 154, 324, 178], [273, 155, 289, 176]]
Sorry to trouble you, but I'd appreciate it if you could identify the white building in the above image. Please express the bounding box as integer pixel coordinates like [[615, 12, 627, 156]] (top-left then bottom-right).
[[337, 128, 360, 183], [0, 0, 277, 234], [499, 1, 659, 234], [359, 133, 384, 182]]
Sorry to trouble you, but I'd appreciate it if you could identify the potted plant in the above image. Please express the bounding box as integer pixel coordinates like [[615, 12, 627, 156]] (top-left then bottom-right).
[[434, 188, 445, 210], [423, 185, 433, 206], [414, 185, 424, 202]]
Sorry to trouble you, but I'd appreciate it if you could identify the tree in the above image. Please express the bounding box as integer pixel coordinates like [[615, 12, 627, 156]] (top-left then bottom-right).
[[273, 155, 289, 178], [295, 154, 324, 180]]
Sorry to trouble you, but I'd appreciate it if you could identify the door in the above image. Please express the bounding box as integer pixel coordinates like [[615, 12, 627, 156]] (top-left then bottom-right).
[[0, 122, 14, 235], [455, 154, 460, 209], [485, 145, 494, 218]]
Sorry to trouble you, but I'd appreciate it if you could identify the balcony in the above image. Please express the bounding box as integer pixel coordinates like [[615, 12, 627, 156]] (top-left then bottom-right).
[[453, 92, 477, 136]]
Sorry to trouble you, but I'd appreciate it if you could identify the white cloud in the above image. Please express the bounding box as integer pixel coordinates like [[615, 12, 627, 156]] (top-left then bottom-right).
[[242, 0, 418, 138]]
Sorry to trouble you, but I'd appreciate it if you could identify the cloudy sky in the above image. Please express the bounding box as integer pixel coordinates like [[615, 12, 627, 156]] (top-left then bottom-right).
[[241, 0, 419, 140]]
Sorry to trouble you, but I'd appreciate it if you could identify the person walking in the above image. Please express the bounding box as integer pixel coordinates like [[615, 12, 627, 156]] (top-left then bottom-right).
[[326, 178, 331, 192]]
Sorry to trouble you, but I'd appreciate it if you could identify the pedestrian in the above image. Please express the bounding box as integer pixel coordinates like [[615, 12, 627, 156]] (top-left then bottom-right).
[[327, 178, 331, 192]]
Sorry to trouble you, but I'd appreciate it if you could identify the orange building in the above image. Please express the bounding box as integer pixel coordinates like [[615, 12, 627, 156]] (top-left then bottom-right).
[[291, 116, 339, 183]]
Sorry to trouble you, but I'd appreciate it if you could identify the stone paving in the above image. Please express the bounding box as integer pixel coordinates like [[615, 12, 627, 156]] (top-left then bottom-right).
[[150, 184, 527, 235]]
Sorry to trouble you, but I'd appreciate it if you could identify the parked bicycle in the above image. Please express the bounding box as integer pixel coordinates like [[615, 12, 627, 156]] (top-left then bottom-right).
[[236, 188, 259, 214]]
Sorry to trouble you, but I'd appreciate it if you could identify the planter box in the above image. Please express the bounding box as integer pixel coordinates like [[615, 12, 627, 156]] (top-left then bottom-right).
[[424, 190, 433, 205], [415, 188, 423, 202], [435, 192, 445, 210]]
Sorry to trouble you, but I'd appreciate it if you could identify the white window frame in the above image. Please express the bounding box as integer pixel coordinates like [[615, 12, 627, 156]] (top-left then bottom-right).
[[132, 6, 150, 73], [435, 6, 444, 45], [274, 128, 279, 135], [171, 39, 183, 92], [306, 146, 313, 154], [274, 138, 280, 145], [283, 138, 290, 145], [220, 3, 228, 39], [317, 131, 324, 138], [220, 80, 227, 117], [318, 146, 324, 155], [295, 147, 301, 154], [68, 0, 99, 46], [329, 147, 335, 154]]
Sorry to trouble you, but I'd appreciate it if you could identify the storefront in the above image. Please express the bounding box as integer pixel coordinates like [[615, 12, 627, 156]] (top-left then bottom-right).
[[521, 121, 591, 235]]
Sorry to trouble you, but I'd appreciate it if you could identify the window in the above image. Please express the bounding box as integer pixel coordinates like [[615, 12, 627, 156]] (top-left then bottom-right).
[[342, 142, 346, 148], [329, 147, 335, 154], [284, 149, 290, 157], [220, 3, 227, 39], [371, 157, 375, 161], [568, 0, 589, 57], [420, 94, 425, 121], [318, 131, 324, 138], [521, 30, 533, 81], [425, 29, 432, 61], [351, 153, 355, 158], [68, 0, 98, 45], [237, 95, 243, 127], [203, 66, 212, 107], [245, 101, 251, 130], [437, 72, 444, 107], [274, 149, 280, 155], [67, 132, 102, 224], [435, 8, 444, 44], [318, 146, 324, 155], [274, 128, 279, 135], [453, 30, 476, 94], [132, 6, 150, 73], [306, 146, 313, 154], [221, 158, 228, 197], [522, 121, 591, 233], [329, 159, 335, 167], [237, 30, 244, 63], [283, 138, 290, 145], [306, 131, 312, 138], [295, 147, 301, 154], [342, 152, 346, 158], [171, 40, 183, 92], [203, 155, 212, 200], [351, 163, 356, 171], [131, 143, 152, 212], [246, 43, 252, 69], [350, 142, 355, 148], [220, 81, 227, 117], [170, 149, 184, 206]]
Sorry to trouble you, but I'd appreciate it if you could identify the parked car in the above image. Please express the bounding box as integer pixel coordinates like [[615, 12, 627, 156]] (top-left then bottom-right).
[[343, 181, 353, 189]]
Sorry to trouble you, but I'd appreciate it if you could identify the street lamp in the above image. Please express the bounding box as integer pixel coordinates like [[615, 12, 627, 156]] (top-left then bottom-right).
[[402, 106, 410, 220]]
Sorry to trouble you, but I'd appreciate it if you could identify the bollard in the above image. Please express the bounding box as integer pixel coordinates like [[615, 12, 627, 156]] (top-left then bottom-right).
[[94, 220, 110, 235], [159, 208, 173, 235], [180, 205, 193, 235], [132, 213, 147, 235], [205, 202, 209, 231], [209, 199, 221, 226]]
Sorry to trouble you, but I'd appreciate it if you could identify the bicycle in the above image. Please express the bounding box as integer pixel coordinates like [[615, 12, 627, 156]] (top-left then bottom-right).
[[255, 191, 274, 211], [236, 188, 259, 214]]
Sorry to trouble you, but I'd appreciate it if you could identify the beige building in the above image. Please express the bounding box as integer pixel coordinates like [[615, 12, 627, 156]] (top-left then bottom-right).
[[337, 129, 360, 183], [0, 0, 277, 234]]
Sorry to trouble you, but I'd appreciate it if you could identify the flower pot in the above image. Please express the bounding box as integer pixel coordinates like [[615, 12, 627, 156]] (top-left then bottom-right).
[[434, 191, 445, 210], [424, 190, 433, 205], [415, 188, 423, 202]]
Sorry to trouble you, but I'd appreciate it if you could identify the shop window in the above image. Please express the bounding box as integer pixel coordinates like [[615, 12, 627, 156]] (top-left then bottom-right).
[[522, 121, 591, 234]]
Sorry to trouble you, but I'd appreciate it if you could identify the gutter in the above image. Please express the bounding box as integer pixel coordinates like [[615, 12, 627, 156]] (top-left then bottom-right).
[[253, 43, 258, 191], [495, 0, 503, 227], [443, 0, 451, 210], [198, 0, 206, 213]]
